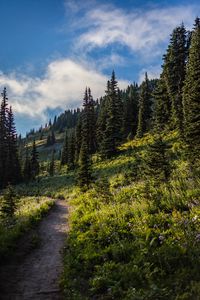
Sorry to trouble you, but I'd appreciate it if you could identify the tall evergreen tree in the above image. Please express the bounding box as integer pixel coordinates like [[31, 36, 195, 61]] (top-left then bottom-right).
[[68, 130, 75, 170], [0, 87, 8, 188], [5, 106, 21, 184], [1, 184, 17, 219], [97, 95, 109, 151], [23, 146, 32, 182], [136, 73, 152, 138], [183, 17, 200, 157], [87, 88, 97, 154], [78, 138, 92, 188], [30, 140, 39, 179], [49, 149, 55, 176], [46, 129, 56, 146], [153, 76, 171, 131], [163, 24, 189, 132], [101, 71, 123, 158], [144, 136, 171, 183], [61, 130, 69, 166], [0, 88, 21, 188], [78, 89, 93, 188], [122, 83, 139, 138], [75, 114, 82, 162]]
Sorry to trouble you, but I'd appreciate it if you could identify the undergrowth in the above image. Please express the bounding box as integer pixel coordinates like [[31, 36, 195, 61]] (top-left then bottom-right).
[[0, 196, 54, 261], [61, 132, 200, 300]]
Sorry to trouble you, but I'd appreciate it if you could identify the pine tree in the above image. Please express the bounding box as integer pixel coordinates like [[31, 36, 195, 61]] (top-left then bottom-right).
[[30, 140, 39, 179], [78, 89, 93, 188], [23, 146, 32, 182], [87, 88, 97, 154], [101, 71, 123, 158], [0, 87, 9, 188], [49, 149, 55, 176], [78, 139, 92, 188], [144, 136, 171, 183], [183, 17, 200, 157], [136, 73, 152, 138], [75, 114, 82, 162], [61, 130, 68, 166], [46, 129, 56, 146], [1, 184, 17, 219], [68, 130, 75, 170], [153, 77, 171, 131], [5, 106, 21, 185], [163, 24, 189, 132], [122, 83, 139, 138], [96, 95, 108, 151]]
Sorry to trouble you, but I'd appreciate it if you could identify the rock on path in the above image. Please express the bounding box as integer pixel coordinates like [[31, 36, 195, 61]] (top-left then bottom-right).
[[0, 200, 68, 300]]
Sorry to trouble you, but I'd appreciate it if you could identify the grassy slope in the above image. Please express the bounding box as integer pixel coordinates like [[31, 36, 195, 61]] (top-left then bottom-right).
[[2, 130, 199, 299], [60, 132, 200, 300], [0, 196, 55, 261]]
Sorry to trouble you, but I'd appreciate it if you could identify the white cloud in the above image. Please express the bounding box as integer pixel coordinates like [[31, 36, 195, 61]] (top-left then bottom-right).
[[74, 4, 198, 58], [0, 59, 129, 119]]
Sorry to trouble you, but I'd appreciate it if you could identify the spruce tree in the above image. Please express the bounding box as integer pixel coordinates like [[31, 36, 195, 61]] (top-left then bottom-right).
[[49, 149, 55, 176], [183, 17, 200, 157], [23, 146, 32, 182], [61, 130, 68, 166], [153, 77, 171, 131], [122, 83, 139, 139], [144, 136, 171, 183], [78, 89, 93, 188], [163, 24, 189, 132], [136, 73, 152, 138], [101, 71, 123, 158], [0, 87, 8, 188], [87, 88, 97, 154], [30, 140, 39, 179], [1, 184, 17, 219], [96, 95, 108, 151], [68, 130, 75, 170], [5, 106, 21, 185], [75, 114, 82, 162], [46, 129, 56, 146], [78, 139, 92, 188]]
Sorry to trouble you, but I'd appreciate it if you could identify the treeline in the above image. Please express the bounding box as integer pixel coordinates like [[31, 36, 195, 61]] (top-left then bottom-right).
[[60, 18, 200, 187], [0, 89, 40, 189], [0, 18, 199, 189]]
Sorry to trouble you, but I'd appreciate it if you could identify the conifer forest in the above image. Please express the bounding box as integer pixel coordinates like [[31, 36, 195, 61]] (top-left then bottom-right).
[[0, 15, 200, 300]]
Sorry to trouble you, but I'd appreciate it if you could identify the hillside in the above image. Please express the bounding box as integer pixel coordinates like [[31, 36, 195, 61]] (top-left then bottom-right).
[[0, 16, 200, 300], [59, 131, 200, 299], [7, 130, 199, 299]]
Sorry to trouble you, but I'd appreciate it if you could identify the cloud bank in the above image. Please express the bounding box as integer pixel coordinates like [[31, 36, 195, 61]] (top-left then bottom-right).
[[1, 0, 199, 132], [0, 59, 128, 119]]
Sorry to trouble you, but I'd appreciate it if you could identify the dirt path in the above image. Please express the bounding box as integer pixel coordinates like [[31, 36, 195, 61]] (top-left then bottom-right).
[[0, 200, 68, 300]]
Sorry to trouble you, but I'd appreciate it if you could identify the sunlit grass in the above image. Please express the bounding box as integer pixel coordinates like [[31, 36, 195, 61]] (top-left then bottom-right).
[[0, 196, 54, 260]]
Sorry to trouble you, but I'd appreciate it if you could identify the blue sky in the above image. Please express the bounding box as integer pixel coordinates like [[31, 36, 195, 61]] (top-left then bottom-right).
[[0, 0, 199, 135]]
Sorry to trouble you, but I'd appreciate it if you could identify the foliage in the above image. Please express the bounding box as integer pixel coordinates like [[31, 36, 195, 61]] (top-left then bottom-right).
[[62, 131, 200, 300], [0, 196, 54, 260]]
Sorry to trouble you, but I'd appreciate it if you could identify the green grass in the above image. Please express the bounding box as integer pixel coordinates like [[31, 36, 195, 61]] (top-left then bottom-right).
[[0, 196, 55, 261], [60, 131, 200, 300], [2, 130, 200, 299]]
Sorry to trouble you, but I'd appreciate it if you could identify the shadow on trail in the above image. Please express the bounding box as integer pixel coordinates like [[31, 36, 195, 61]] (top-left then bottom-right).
[[0, 200, 68, 300]]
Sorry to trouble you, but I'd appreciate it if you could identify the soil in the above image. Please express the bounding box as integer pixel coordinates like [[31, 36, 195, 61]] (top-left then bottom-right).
[[0, 200, 69, 300]]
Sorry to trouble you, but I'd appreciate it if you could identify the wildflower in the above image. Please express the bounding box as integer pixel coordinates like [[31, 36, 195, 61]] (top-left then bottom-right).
[[196, 233, 200, 242], [158, 235, 165, 244], [192, 215, 198, 222]]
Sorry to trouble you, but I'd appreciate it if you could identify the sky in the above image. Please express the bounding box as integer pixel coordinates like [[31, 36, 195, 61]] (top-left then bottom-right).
[[0, 0, 199, 135]]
